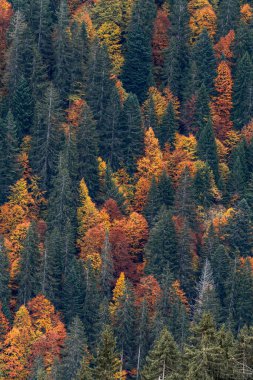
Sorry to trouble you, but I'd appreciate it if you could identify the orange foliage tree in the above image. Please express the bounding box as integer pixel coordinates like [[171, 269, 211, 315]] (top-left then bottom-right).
[[240, 4, 253, 23], [152, 7, 170, 80], [0, 303, 9, 348], [211, 61, 233, 140], [28, 295, 66, 371], [214, 30, 235, 61], [0, 0, 12, 93], [135, 275, 161, 318]]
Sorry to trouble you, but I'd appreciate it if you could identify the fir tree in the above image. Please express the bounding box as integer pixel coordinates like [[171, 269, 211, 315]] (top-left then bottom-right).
[[0, 241, 11, 318], [217, 0, 241, 37]]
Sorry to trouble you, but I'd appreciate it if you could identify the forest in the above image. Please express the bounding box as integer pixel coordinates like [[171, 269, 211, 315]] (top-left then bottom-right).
[[1, 0, 253, 378]]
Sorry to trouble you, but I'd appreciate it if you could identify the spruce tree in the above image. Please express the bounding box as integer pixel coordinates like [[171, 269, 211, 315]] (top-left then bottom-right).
[[157, 170, 174, 209], [0, 241, 11, 318], [142, 328, 180, 380], [76, 102, 99, 198], [58, 317, 89, 380], [217, 0, 241, 37], [100, 86, 122, 171], [145, 206, 178, 277], [144, 177, 162, 226], [233, 52, 253, 129], [194, 163, 216, 207], [195, 84, 211, 136], [174, 167, 196, 227], [159, 101, 178, 149], [93, 326, 121, 380], [30, 83, 62, 190], [18, 222, 40, 306], [121, 0, 156, 102], [118, 93, 144, 173], [197, 117, 219, 183], [192, 28, 216, 94]]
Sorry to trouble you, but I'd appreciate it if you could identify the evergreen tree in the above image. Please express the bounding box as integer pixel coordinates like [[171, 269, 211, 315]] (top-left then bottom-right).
[[194, 163, 217, 207], [118, 93, 144, 173], [144, 177, 162, 226], [174, 167, 196, 226], [195, 84, 211, 136], [76, 102, 99, 198], [142, 328, 180, 380], [157, 170, 174, 209], [192, 28, 216, 94], [0, 112, 19, 202], [194, 259, 221, 323], [0, 241, 11, 318], [121, 0, 156, 102], [217, 0, 241, 37], [100, 164, 125, 210], [87, 41, 113, 133], [11, 75, 34, 138], [93, 326, 121, 380], [233, 52, 253, 130], [100, 86, 122, 170], [197, 118, 219, 183], [58, 317, 88, 380], [53, 0, 71, 103], [30, 84, 62, 190], [18, 222, 40, 305], [145, 206, 178, 277], [159, 101, 178, 148]]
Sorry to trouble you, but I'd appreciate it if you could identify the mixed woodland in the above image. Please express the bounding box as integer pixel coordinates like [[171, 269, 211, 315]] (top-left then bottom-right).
[[1, 0, 253, 378]]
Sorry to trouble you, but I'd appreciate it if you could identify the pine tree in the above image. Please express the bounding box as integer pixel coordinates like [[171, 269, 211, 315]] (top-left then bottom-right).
[[145, 206, 178, 277], [58, 317, 89, 380], [197, 117, 219, 182], [159, 101, 178, 148], [118, 93, 144, 173], [76, 101, 99, 198], [233, 52, 253, 129], [93, 326, 122, 380], [18, 222, 40, 306], [121, 0, 156, 102], [142, 328, 180, 380]]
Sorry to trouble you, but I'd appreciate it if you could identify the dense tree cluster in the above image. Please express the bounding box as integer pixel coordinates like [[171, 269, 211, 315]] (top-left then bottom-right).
[[1, 0, 253, 378]]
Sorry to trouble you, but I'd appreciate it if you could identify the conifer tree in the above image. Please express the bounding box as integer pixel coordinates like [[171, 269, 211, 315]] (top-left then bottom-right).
[[194, 163, 217, 207], [174, 167, 196, 227], [121, 0, 156, 102], [0, 241, 11, 318], [217, 0, 241, 37], [142, 328, 180, 380], [100, 87, 122, 170], [192, 28, 216, 94], [93, 326, 121, 380], [0, 111, 19, 202], [157, 170, 174, 209], [233, 52, 253, 129], [18, 222, 40, 306], [76, 102, 99, 198], [197, 117, 219, 182], [195, 84, 211, 136], [118, 93, 144, 173], [30, 84, 62, 190], [159, 101, 178, 148], [53, 0, 71, 103], [144, 177, 162, 226], [58, 317, 89, 380], [145, 206, 178, 277]]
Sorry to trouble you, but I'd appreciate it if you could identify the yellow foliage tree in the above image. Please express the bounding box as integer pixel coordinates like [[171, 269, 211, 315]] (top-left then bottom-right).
[[110, 272, 126, 316], [0, 305, 35, 379], [97, 22, 124, 75], [188, 0, 217, 42]]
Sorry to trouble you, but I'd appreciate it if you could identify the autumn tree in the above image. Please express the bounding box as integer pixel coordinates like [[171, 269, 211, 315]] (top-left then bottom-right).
[[211, 60, 233, 140]]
